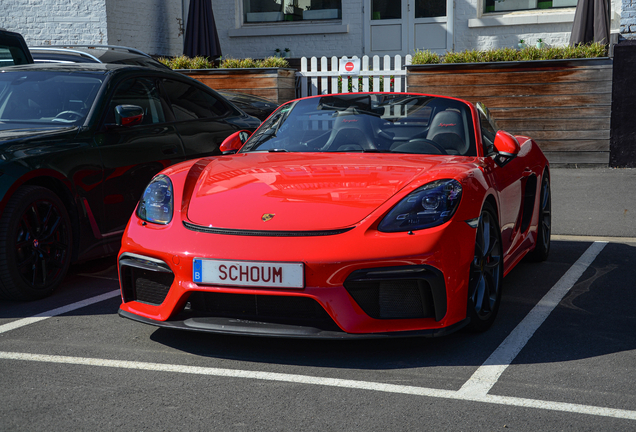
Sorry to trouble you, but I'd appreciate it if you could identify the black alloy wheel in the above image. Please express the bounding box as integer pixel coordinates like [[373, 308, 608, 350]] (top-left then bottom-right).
[[466, 202, 503, 332], [527, 173, 551, 262], [0, 186, 72, 300]]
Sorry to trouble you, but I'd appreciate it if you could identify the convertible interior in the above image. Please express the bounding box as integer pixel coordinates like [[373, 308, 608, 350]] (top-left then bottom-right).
[[242, 94, 477, 156]]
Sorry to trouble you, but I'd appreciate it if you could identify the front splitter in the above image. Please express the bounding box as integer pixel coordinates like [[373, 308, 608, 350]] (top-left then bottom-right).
[[119, 309, 469, 339]]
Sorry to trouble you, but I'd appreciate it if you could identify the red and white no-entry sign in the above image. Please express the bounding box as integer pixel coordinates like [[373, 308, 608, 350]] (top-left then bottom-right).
[[339, 57, 360, 75]]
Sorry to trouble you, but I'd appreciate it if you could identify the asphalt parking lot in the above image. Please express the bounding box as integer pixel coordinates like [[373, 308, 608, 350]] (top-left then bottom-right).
[[0, 167, 635, 431]]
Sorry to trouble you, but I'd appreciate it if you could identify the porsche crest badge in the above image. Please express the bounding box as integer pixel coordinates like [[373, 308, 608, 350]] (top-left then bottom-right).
[[261, 213, 275, 222]]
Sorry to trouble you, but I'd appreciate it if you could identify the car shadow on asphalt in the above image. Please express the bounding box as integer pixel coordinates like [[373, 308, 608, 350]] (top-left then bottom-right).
[[148, 241, 636, 370]]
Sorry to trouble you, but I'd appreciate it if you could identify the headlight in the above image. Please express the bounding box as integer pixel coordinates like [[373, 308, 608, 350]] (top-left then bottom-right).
[[136, 175, 174, 224], [378, 179, 462, 232]]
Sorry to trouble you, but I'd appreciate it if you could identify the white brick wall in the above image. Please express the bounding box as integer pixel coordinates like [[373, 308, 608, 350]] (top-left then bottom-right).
[[1, 0, 184, 56], [105, 0, 184, 56], [215, 0, 365, 59], [622, 0, 636, 38], [1, 0, 108, 46], [1, 0, 629, 59]]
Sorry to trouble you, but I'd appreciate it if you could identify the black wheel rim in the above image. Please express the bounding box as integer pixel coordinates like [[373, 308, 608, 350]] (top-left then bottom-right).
[[540, 178, 551, 248], [469, 211, 502, 320], [15, 199, 70, 290]]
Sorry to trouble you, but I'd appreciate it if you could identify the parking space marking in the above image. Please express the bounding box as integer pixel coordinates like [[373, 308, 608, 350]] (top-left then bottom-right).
[[458, 241, 608, 398], [0, 290, 120, 335], [1, 241, 627, 420], [553, 234, 636, 244], [1, 349, 634, 420]]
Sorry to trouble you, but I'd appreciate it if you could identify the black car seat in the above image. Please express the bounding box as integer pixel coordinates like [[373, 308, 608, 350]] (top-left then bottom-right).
[[426, 110, 467, 155], [323, 108, 374, 151]]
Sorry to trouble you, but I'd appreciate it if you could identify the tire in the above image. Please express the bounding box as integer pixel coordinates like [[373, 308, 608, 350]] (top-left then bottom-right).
[[465, 202, 503, 332], [0, 186, 72, 300], [527, 173, 551, 262]]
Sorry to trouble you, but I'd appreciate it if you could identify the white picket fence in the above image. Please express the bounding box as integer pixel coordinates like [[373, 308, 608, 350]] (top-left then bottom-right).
[[297, 55, 412, 98]]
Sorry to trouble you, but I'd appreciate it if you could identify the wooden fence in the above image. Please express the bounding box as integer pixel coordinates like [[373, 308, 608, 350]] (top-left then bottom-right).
[[297, 55, 412, 97], [407, 58, 613, 165]]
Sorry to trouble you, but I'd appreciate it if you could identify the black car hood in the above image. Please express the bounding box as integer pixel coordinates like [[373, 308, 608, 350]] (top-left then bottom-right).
[[0, 126, 79, 144]]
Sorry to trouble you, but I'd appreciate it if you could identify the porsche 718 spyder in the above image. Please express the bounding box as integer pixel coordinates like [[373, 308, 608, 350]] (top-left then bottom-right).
[[117, 92, 551, 338]]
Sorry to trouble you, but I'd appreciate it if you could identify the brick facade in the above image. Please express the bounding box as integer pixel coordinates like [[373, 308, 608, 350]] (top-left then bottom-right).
[[622, 0, 636, 38], [0, 0, 627, 57], [2, 0, 107, 46]]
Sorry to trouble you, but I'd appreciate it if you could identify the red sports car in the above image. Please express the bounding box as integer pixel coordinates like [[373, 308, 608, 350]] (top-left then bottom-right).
[[118, 93, 551, 338]]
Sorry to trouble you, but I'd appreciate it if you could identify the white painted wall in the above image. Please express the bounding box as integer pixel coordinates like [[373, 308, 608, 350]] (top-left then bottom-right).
[[1, 0, 108, 46], [1, 0, 627, 59], [105, 0, 184, 56], [622, 0, 636, 38], [216, 0, 365, 59]]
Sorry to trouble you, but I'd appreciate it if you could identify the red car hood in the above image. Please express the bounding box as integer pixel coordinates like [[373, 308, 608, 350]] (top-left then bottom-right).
[[186, 152, 463, 231]]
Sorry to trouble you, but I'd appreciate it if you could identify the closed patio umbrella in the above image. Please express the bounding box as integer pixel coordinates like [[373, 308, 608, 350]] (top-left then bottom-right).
[[184, 0, 222, 59], [570, 0, 610, 45]]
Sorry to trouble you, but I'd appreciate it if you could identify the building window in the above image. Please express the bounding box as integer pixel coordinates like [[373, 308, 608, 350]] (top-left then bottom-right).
[[243, 0, 342, 23], [483, 0, 576, 13]]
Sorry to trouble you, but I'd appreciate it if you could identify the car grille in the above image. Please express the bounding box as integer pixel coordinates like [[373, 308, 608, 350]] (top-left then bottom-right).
[[119, 255, 174, 305], [186, 292, 341, 331], [345, 279, 434, 319], [343, 266, 447, 321]]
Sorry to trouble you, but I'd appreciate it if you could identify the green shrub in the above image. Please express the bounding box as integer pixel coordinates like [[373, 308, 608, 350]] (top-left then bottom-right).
[[158, 55, 215, 69], [411, 49, 440, 64], [158, 55, 290, 70], [410, 42, 607, 65], [220, 56, 289, 68], [257, 56, 290, 68]]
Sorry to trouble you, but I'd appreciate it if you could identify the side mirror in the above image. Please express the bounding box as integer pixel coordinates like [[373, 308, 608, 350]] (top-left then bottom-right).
[[115, 105, 144, 127], [220, 130, 251, 154], [493, 130, 520, 167]]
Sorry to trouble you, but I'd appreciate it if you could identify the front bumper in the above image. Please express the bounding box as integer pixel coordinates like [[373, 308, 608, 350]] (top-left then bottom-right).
[[118, 220, 476, 337]]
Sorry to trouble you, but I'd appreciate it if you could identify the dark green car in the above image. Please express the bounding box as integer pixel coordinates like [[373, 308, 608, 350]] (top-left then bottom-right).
[[0, 63, 261, 300]]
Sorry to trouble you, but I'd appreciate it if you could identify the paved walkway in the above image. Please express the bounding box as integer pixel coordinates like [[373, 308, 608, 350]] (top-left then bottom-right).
[[552, 168, 636, 238]]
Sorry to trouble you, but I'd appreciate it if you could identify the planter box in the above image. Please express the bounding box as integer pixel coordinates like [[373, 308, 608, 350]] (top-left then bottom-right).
[[407, 58, 613, 165], [178, 68, 296, 105]]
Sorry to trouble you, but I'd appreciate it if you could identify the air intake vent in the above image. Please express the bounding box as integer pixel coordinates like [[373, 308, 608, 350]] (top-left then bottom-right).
[[344, 265, 447, 321], [119, 254, 174, 305]]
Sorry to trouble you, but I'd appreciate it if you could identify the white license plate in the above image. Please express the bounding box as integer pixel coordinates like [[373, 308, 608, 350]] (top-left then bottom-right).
[[192, 259, 304, 288]]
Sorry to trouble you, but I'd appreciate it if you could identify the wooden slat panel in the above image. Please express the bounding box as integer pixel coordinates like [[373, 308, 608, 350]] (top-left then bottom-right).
[[489, 107, 610, 120], [194, 76, 280, 89], [413, 81, 612, 98], [408, 67, 612, 86], [182, 72, 295, 104], [514, 129, 610, 140], [454, 94, 612, 108], [544, 151, 610, 164], [409, 61, 612, 74], [536, 139, 609, 152], [497, 118, 610, 131]]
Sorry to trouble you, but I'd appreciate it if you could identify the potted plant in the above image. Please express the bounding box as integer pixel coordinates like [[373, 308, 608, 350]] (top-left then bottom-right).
[[518, 39, 526, 50], [161, 55, 296, 105], [536, 38, 546, 49], [407, 43, 612, 165]]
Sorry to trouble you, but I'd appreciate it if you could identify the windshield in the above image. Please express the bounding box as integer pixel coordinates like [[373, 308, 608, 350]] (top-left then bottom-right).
[[240, 93, 476, 156], [0, 71, 104, 128]]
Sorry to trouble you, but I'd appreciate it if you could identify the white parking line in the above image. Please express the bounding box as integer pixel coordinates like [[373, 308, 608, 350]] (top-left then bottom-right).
[[458, 241, 607, 398], [0, 350, 634, 420], [0, 290, 121, 335], [0, 241, 625, 420]]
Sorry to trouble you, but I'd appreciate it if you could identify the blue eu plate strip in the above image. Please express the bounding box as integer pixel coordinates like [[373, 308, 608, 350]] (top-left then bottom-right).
[[193, 258, 202, 282]]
